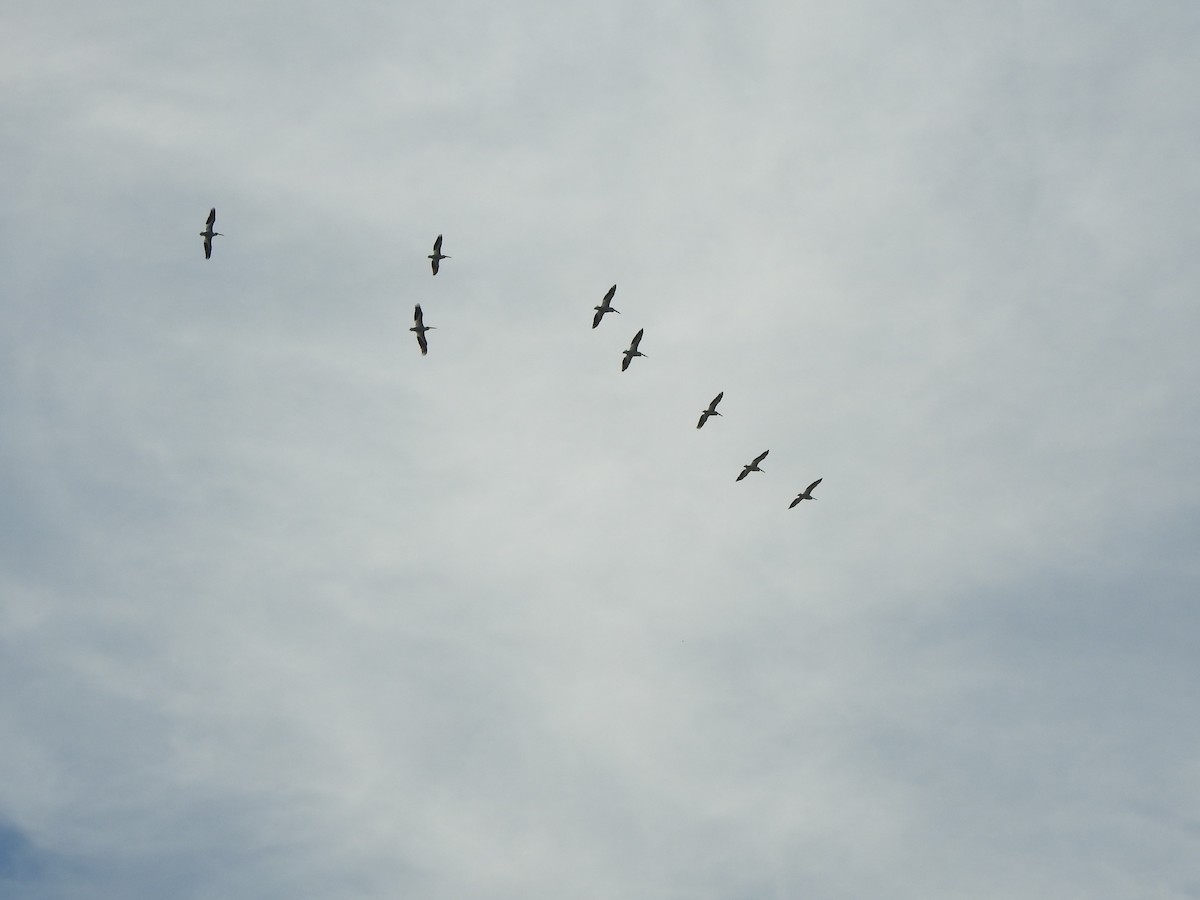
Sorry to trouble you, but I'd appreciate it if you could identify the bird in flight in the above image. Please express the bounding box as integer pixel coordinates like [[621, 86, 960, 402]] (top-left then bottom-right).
[[428, 234, 450, 275], [788, 479, 823, 508], [200, 208, 222, 259], [736, 450, 769, 481], [696, 392, 724, 429], [621, 328, 647, 371], [592, 284, 620, 328], [410, 304, 435, 355]]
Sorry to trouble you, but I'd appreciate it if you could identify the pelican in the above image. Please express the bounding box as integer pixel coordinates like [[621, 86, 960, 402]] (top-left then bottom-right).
[[788, 479, 823, 508], [428, 234, 450, 275], [410, 304, 435, 355], [592, 284, 620, 328], [200, 208, 222, 259], [621, 328, 647, 371], [696, 392, 724, 429], [736, 449, 769, 481]]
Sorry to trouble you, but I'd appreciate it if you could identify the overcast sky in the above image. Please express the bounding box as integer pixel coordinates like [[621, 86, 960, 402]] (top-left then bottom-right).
[[2, 1, 1199, 898]]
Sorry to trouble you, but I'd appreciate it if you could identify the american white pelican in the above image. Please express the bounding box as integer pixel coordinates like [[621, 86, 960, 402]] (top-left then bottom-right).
[[736, 450, 769, 481], [697, 392, 724, 429], [200, 208, 222, 259], [428, 234, 450, 275], [788, 479, 823, 508], [620, 328, 647, 371], [592, 284, 620, 328], [411, 304, 435, 355]]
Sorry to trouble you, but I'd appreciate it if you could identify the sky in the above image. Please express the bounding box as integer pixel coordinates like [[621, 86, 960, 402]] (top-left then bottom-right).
[[2, 1, 1199, 897]]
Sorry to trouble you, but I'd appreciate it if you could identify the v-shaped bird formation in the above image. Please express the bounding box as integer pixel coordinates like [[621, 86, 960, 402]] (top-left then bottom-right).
[[199, 217, 823, 511]]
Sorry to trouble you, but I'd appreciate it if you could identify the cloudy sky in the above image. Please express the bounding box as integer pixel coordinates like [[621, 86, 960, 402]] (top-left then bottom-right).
[[3, 1, 1199, 897]]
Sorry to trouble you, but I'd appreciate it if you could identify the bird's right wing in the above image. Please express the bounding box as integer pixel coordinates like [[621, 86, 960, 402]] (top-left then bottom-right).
[[413, 304, 424, 326], [207, 208, 216, 227], [753, 450, 769, 465], [592, 309, 603, 328]]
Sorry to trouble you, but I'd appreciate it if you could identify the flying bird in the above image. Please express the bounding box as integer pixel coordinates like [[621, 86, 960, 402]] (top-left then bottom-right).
[[696, 392, 724, 429], [428, 234, 450, 275], [200, 208, 222, 259], [621, 328, 647, 371], [736, 450, 769, 481], [788, 479, 823, 508], [410, 304, 435, 355], [592, 284, 620, 328]]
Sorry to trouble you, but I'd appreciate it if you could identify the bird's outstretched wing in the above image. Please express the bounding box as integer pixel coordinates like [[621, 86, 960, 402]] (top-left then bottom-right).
[[621, 355, 631, 372], [736, 468, 750, 482], [603, 284, 616, 304], [697, 411, 709, 429], [805, 478, 823, 495], [433, 234, 443, 253], [788, 496, 802, 508], [592, 309, 604, 329], [630, 328, 644, 351], [203, 236, 212, 259], [417, 332, 428, 355], [413, 305, 425, 326], [710, 391, 724, 410], [753, 450, 769, 466], [431, 258, 439, 275], [207, 208, 217, 227]]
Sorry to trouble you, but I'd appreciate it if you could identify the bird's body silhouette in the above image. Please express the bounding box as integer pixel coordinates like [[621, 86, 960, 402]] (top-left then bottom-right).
[[736, 450, 769, 481], [410, 304, 435, 355], [592, 284, 620, 328], [788, 478, 823, 508], [697, 392, 724, 429], [428, 234, 449, 275], [200, 208, 222, 259], [621, 328, 647, 371]]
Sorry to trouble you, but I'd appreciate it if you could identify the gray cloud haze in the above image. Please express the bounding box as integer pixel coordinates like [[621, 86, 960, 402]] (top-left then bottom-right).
[[2, 1, 1199, 898]]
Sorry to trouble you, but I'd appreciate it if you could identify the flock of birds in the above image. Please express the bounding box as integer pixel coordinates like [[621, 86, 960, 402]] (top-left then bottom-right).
[[200, 210, 823, 509]]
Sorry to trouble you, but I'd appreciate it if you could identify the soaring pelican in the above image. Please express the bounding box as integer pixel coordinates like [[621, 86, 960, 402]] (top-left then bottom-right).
[[788, 479, 823, 508], [410, 304, 435, 355], [621, 328, 647, 371], [428, 234, 450, 275], [200, 208, 222, 259], [736, 450, 769, 481], [697, 392, 724, 429], [592, 284, 620, 328]]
